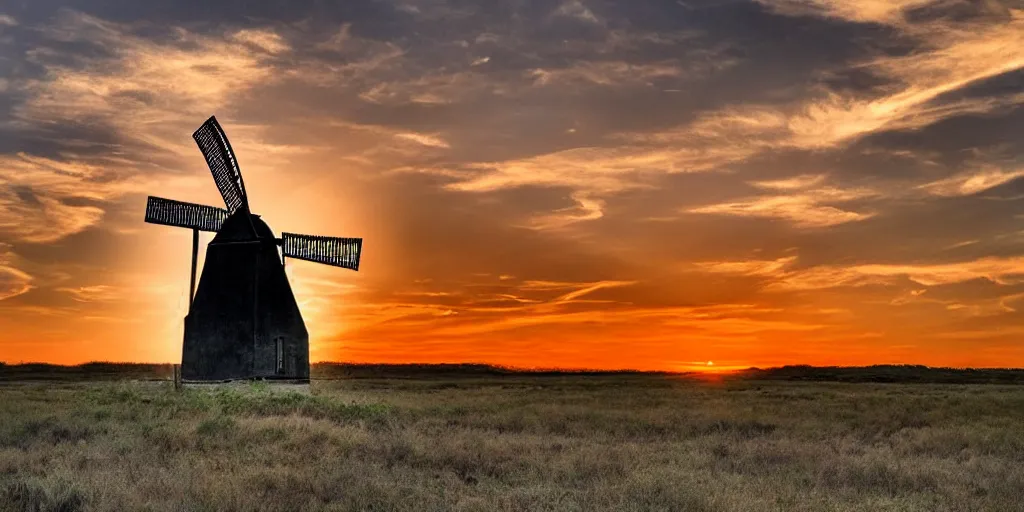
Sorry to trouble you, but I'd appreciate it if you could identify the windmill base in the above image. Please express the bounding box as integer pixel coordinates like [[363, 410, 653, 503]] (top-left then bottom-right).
[[180, 379, 311, 395]]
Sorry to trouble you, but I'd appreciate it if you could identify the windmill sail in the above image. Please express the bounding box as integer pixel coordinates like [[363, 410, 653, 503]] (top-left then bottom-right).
[[193, 116, 248, 213], [282, 233, 362, 271], [144, 196, 229, 232]]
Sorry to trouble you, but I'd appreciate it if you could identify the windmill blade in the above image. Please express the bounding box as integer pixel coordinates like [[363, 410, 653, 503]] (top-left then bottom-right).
[[281, 233, 362, 271], [193, 116, 248, 213], [145, 196, 229, 232]]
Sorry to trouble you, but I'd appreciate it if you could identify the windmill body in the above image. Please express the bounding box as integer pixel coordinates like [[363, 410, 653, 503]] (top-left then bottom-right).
[[144, 117, 362, 384], [183, 211, 309, 382]]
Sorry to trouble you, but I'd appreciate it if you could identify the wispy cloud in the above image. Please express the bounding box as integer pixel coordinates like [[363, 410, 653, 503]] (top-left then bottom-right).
[[529, 61, 681, 87], [759, 2, 1023, 149], [919, 165, 1024, 196], [424, 302, 821, 338], [420, 2, 1021, 229], [436, 138, 751, 202], [755, 0, 997, 26], [0, 11, 307, 243], [21, 13, 284, 126], [698, 254, 1024, 290], [231, 29, 289, 54], [394, 132, 451, 149], [0, 245, 32, 301], [688, 176, 877, 228], [0, 154, 112, 242], [552, 280, 635, 303], [552, 0, 601, 24], [0, 265, 32, 301], [854, 257, 1024, 286], [694, 256, 797, 277], [527, 193, 605, 229], [57, 285, 121, 303], [295, 24, 405, 88]]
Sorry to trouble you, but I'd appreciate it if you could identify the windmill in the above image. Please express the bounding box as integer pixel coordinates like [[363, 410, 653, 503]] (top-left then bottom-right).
[[144, 116, 362, 383]]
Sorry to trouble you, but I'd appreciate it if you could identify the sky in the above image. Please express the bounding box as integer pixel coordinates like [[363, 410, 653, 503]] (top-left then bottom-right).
[[0, 0, 1021, 371]]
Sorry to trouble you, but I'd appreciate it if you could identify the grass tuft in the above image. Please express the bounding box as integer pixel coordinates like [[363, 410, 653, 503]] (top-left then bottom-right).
[[2, 478, 87, 512]]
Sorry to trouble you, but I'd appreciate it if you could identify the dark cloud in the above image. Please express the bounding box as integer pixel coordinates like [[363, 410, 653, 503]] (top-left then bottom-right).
[[11, 185, 40, 207], [858, 107, 1024, 169]]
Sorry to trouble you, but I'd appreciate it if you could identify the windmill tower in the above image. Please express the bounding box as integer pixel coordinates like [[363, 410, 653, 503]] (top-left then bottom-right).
[[144, 116, 362, 383]]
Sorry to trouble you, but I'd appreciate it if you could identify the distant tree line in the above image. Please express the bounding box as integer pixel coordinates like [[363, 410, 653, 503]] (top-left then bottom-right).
[[2, 361, 1023, 384]]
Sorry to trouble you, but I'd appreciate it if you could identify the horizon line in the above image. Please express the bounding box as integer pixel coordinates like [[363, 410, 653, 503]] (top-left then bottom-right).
[[3, 360, 1024, 373]]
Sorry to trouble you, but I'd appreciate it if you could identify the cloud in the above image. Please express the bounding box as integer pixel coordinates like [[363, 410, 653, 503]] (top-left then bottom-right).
[[934, 326, 1024, 340], [514, 279, 636, 304], [528, 192, 604, 229], [231, 29, 289, 54], [0, 246, 32, 302], [890, 288, 928, 306], [0, 155, 113, 243], [693, 256, 797, 277], [762, 3, 1023, 149], [0, 13, 16, 26], [436, 140, 750, 200], [766, 266, 896, 291], [295, 25, 405, 88], [0, 265, 32, 301], [942, 295, 1020, 317], [529, 61, 681, 87], [553, 0, 601, 24], [687, 176, 877, 228], [697, 254, 1024, 290], [0, 11, 301, 243], [854, 257, 1024, 286], [750, 175, 827, 191], [423, 302, 820, 338], [420, 0, 1019, 225], [687, 194, 874, 228], [551, 280, 636, 303], [919, 165, 1024, 196], [611, 0, 1023, 185], [356, 70, 489, 105], [0, 192, 105, 243], [394, 132, 451, 149], [57, 285, 121, 302], [21, 12, 285, 132], [754, 0, 936, 25]]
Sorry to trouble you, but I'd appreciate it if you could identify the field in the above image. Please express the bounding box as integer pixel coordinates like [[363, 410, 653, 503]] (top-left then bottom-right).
[[2, 366, 1024, 511]]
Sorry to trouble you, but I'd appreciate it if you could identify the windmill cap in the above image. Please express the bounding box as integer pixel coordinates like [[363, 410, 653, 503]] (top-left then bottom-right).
[[212, 211, 276, 243]]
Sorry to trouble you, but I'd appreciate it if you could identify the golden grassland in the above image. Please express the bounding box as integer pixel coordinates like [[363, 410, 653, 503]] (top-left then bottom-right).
[[2, 369, 1024, 511]]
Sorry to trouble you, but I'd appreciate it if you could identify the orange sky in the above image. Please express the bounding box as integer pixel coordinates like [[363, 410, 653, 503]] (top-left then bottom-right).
[[1, 1, 1023, 370]]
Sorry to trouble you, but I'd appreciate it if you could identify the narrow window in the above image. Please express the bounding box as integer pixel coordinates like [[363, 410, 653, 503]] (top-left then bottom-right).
[[276, 337, 284, 374]]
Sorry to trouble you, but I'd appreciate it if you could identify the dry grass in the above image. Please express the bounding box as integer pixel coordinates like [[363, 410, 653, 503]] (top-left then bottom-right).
[[1, 375, 1023, 511]]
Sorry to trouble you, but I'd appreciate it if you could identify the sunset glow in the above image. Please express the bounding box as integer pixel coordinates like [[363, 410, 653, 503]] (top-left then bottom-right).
[[1, 1, 1022, 370]]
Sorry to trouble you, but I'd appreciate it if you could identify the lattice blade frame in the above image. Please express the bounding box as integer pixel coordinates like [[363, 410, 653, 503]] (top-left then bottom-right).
[[144, 196, 229, 232], [193, 116, 248, 213], [282, 233, 362, 271]]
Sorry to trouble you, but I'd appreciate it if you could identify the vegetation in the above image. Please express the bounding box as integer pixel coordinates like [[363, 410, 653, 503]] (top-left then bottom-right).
[[738, 364, 1024, 385], [5, 361, 1024, 384], [2, 369, 1024, 511]]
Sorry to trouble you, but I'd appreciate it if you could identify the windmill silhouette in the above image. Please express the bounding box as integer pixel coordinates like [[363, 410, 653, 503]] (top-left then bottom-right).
[[144, 116, 362, 383]]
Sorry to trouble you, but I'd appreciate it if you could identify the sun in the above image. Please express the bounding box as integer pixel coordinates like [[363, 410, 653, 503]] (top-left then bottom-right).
[[676, 360, 747, 374]]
